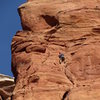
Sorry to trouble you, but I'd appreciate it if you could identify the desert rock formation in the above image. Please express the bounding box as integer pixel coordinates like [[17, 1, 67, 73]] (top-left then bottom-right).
[[0, 74, 14, 100], [11, 0, 100, 100]]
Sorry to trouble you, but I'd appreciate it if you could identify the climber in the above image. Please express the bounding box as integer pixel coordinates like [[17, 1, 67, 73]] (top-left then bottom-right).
[[58, 52, 65, 64]]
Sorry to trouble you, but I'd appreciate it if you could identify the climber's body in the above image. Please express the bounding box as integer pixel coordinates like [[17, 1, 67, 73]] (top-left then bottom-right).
[[58, 52, 66, 64]]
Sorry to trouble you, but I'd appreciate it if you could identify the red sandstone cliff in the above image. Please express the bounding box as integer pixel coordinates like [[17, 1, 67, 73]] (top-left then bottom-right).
[[11, 0, 100, 99]]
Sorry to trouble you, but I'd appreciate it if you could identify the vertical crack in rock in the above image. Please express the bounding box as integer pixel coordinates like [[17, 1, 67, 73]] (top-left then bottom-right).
[[62, 89, 70, 100], [64, 64, 76, 85], [60, 63, 74, 100]]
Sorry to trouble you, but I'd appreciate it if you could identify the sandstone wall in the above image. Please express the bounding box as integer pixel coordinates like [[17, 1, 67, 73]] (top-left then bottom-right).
[[11, 0, 100, 99]]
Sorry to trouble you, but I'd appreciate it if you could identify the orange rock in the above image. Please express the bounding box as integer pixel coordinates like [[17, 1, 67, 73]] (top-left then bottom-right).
[[11, 0, 100, 100]]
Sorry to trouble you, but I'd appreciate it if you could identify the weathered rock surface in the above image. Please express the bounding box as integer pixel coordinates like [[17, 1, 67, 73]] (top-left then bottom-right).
[[11, 0, 100, 100], [0, 74, 15, 100]]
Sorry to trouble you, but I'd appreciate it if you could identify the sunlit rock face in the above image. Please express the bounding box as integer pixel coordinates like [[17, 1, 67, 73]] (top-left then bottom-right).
[[11, 0, 100, 100], [0, 74, 14, 100]]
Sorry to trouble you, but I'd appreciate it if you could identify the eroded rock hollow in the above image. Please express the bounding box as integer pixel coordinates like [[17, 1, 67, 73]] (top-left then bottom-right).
[[11, 0, 100, 100]]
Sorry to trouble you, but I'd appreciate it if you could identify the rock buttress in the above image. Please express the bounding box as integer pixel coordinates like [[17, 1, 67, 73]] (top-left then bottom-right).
[[11, 0, 100, 100]]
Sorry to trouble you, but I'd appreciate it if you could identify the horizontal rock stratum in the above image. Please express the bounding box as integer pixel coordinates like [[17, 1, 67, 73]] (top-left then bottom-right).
[[0, 74, 14, 100], [11, 0, 100, 100]]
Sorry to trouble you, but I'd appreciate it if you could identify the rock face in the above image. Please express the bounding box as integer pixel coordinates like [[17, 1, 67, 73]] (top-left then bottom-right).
[[0, 74, 14, 100], [11, 0, 100, 100]]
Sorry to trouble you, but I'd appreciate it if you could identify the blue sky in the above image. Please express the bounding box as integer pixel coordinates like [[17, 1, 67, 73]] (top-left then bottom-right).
[[0, 0, 26, 76]]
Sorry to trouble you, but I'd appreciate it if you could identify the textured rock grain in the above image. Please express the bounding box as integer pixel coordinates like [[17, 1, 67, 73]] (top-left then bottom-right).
[[12, 0, 100, 100]]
